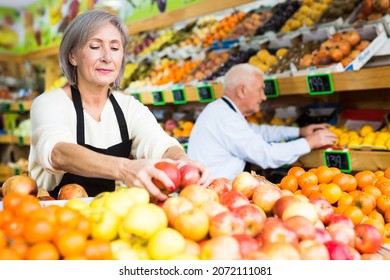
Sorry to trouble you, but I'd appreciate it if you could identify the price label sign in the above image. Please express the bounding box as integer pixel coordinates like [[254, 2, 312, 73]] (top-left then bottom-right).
[[197, 84, 214, 103], [130, 92, 142, 103], [152, 90, 166, 105], [171, 87, 187, 105], [306, 73, 334, 95], [0, 102, 11, 112], [264, 78, 279, 98], [323, 150, 352, 173], [17, 102, 25, 113]]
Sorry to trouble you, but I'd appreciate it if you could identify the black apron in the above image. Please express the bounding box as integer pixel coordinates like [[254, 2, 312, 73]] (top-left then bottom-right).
[[49, 86, 132, 198], [221, 97, 251, 172]]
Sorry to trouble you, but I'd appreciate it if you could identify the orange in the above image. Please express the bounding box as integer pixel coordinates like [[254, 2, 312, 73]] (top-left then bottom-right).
[[0, 247, 23, 260], [27, 241, 60, 260], [0, 209, 14, 229], [355, 170, 376, 190], [342, 205, 364, 226], [384, 167, 390, 179], [331, 173, 351, 192], [29, 207, 58, 226], [375, 177, 390, 195], [353, 193, 375, 215], [374, 170, 385, 178], [279, 175, 299, 192], [55, 207, 81, 229], [298, 171, 318, 189], [308, 191, 326, 200], [14, 195, 42, 219], [84, 239, 113, 260], [368, 209, 385, 225], [2, 192, 25, 213], [377, 194, 390, 214], [346, 174, 358, 192], [23, 218, 56, 244], [385, 207, 390, 223], [56, 229, 87, 258], [0, 229, 7, 250], [8, 238, 29, 259], [330, 167, 341, 177], [337, 192, 354, 208], [362, 185, 382, 200], [316, 165, 334, 184], [76, 215, 92, 238], [322, 183, 342, 204], [287, 166, 305, 179], [3, 216, 25, 239], [301, 183, 320, 197]]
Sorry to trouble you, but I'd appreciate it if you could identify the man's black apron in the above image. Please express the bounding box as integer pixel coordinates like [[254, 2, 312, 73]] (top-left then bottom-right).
[[49, 86, 132, 198], [221, 97, 251, 172]]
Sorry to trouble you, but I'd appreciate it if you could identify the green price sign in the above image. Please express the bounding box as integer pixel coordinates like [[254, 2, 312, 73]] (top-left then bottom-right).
[[323, 150, 352, 173], [306, 73, 334, 95], [197, 84, 214, 103], [152, 90, 166, 105], [130, 92, 142, 103], [172, 88, 187, 104], [264, 78, 279, 98]]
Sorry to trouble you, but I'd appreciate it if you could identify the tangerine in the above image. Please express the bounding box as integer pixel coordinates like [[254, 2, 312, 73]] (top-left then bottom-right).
[[84, 239, 112, 260], [322, 183, 342, 204], [331, 173, 351, 192], [14, 195, 42, 219], [368, 209, 385, 225], [362, 185, 382, 200], [337, 192, 354, 208], [287, 166, 305, 178], [346, 174, 358, 192], [353, 193, 375, 215], [342, 205, 364, 226], [23, 218, 56, 244], [385, 207, 390, 223], [279, 175, 299, 192], [0, 247, 23, 260], [376, 177, 390, 195], [27, 241, 60, 260], [377, 194, 390, 214], [316, 166, 334, 184], [298, 171, 318, 189], [2, 192, 25, 213], [56, 229, 87, 258], [355, 170, 376, 189], [384, 167, 390, 179]]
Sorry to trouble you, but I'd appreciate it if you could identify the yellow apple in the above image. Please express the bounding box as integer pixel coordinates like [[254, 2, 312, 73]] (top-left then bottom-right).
[[173, 208, 209, 242], [104, 190, 136, 218], [147, 227, 186, 260], [121, 187, 150, 204], [89, 208, 121, 241]]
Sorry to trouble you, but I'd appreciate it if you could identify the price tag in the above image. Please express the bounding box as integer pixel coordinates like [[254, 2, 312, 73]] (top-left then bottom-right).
[[197, 84, 214, 103], [306, 73, 334, 95], [0, 102, 11, 112], [264, 78, 279, 98], [171, 88, 187, 105], [323, 150, 352, 173], [18, 136, 25, 146], [130, 92, 142, 103], [152, 90, 166, 105]]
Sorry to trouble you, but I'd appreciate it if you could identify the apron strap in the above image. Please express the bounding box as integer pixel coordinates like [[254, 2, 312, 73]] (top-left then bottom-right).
[[71, 86, 85, 145], [221, 97, 237, 112]]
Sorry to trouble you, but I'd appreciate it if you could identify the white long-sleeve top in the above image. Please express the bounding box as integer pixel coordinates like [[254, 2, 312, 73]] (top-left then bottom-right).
[[28, 88, 181, 191], [187, 96, 311, 181]]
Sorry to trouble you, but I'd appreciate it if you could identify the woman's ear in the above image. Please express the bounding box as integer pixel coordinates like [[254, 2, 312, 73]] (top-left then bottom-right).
[[69, 52, 76, 66]]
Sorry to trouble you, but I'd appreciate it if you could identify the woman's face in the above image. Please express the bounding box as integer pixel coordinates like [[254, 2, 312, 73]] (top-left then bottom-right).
[[69, 22, 124, 88]]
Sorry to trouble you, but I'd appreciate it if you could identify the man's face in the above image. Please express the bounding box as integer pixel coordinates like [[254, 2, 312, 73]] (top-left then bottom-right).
[[242, 73, 266, 116]]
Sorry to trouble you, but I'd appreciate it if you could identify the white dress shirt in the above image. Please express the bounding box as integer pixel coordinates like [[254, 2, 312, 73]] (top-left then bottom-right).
[[187, 96, 310, 181]]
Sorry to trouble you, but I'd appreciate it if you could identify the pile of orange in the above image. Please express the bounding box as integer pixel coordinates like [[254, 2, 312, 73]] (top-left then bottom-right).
[[0, 193, 112, 260], [279, 166, 390, 243]]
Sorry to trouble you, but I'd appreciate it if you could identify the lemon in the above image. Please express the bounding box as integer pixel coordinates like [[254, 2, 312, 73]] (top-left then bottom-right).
[[359, 125, 374, 137], [257, 49, 270, 62], [65, 198, 90, 212]]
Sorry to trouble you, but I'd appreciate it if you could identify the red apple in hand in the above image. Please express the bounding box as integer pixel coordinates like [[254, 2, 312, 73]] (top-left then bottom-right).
[[152, 161, 181, 194], [354, 223, 383, 254], [219, 190, 250, 211], [179, 164, 201, 188], [232, 204, 266, 237]]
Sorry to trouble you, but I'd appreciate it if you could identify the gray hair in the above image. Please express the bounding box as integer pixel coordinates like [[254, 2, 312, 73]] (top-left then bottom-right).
[[59, 9, 129, 90], [223, 63, 263, 95]]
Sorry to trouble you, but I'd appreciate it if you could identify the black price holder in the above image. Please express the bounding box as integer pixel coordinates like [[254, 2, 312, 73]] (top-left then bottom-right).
[[130, 92, 142, 103], [197, 84, 214, 103], [323, 149, 352, 173], [264, 78, 279, 98], [0, 102, 11, 112], [152, 90, 166, 105], [306, 73, 334, 95], [171, 87, 187, 105]]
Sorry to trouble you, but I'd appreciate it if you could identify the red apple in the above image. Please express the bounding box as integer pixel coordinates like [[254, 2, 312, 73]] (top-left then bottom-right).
[[283, 215, 316, 241], [298, 239, 330, 260], [326, 223, 356, 247], [261, 242, 301, 260], [232, 204, 266, 237], [327, 214, 354, 228], [252, 185, 282, 215], [314, 228, 332, 243], [324, 240, 353, 260], [162, 196, 194, 226], [200, 236, 241, 260], [179, 164, 201, 189], [152, 161, 181, 194], [232, 233, 259, 257], [260, 217, 299, 246], [347, 245, 362, 260], [354, 223, 383, 254], [209, 211, 246, 238], [207, 177, 232, 196], [232, 171, 259, 199], [309, 197, 334, 225], [199, 201, 229, 218], [272, 195, 300, 218], [219, 190, 250, 211]]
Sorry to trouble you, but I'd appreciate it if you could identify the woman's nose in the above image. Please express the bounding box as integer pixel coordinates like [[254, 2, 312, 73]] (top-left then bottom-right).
[[100, 48, 112, 62]]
